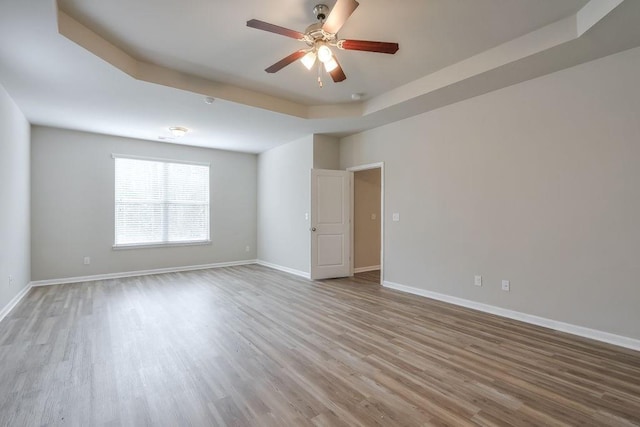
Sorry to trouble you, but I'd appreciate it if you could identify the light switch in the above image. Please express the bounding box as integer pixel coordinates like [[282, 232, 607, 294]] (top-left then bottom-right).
[[392, 213, 400, 222], [474, 275, 482, 287]]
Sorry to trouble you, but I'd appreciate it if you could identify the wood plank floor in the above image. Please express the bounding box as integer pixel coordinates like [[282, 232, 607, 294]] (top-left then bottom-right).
[[0, 265, 639, 426], [354, 270, 381, 284]]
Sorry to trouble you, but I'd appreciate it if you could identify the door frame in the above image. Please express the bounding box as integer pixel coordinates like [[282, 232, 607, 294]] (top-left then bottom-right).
[[347, 162, 384, 284]]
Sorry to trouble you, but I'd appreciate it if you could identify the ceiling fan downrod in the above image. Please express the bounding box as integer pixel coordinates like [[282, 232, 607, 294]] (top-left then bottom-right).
[[313, 4, 329, 22]]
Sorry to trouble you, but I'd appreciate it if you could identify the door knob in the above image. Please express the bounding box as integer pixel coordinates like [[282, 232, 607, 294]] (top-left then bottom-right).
[[311, 227, 317, 232]]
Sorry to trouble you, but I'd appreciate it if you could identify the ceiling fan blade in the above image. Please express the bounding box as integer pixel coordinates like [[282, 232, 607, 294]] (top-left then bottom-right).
[[323, 0, 360, 34], [329, 56, 347, 82], [246, 19, 305, 40], [265, 50, 307, 73], [339, 39, 399, 54]]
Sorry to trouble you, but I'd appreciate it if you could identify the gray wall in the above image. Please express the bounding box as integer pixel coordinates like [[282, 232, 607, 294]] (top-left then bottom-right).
[[0, 84, 30, 312], [257, 135, 313, 273], [31, 126, 257, 281], [340, 46, 640, 340], [354, 168, 381, 270]]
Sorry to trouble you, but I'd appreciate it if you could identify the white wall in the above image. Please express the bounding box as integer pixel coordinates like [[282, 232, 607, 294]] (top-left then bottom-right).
[[340, 46, 640, 340], [0, 84, 30, 312], [31, 126, 257, 281], [257, 135, 313, 274]]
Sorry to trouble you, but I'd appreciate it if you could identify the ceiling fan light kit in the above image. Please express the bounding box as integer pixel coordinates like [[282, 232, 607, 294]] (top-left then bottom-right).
[[246, 0, 399, 87], [324, 56, 339, 73], [317, 44, 333, 63], [301, 51, 317, 70]]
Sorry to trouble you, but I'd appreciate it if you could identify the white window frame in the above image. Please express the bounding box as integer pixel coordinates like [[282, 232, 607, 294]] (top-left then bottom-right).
[[112, 154, 211, 249]]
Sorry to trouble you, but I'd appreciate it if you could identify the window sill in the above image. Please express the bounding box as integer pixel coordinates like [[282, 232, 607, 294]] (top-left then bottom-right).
[[112, 240, 212, 250]]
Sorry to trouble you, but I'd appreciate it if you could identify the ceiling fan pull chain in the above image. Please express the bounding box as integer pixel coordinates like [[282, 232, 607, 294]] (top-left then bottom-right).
[[317, 61, 323, 88]]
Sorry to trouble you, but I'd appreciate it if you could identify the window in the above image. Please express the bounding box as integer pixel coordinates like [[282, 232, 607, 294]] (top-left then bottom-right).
[[114, 155, 210, 247]]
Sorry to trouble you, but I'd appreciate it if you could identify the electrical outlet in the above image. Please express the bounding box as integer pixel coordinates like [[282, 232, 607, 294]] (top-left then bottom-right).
[[392, 213, 400, 222], [474, 275, 482, 287], [8, 275, 13, 285], [245, 245, 250, 252], [371, 213, 377, 220], [83, 257, 91, 265], [502, 280, 510, 291], [305, 212, 309, 220]]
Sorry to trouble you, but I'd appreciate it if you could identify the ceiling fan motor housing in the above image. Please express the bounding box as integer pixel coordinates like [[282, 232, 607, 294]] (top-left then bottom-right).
[[313, 4, 329, 21], [304, 23, 336, 46]]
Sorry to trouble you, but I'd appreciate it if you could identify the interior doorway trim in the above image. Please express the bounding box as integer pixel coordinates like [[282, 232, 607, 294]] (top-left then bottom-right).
[[347, 162, 384, 285]]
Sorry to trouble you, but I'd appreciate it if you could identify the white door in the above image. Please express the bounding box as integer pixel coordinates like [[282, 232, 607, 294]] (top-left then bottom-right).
[[310, 169, 352, 280]]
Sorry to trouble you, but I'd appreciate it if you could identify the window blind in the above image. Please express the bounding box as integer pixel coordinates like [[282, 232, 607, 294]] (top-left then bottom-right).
[[114, 156, 210, 247]]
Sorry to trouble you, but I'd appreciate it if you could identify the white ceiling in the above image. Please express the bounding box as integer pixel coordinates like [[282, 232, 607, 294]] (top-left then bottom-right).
[[0, 0, 638, 153], [57, 0, 587, 105]]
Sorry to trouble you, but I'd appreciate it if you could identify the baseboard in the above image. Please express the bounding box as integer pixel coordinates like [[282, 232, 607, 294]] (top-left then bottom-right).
[[256, 260, 311, 279], [0, 283, 32, 323], [30, 260, 258, 287], [383, 280, 640, 352], [354, 265, 381, 273]]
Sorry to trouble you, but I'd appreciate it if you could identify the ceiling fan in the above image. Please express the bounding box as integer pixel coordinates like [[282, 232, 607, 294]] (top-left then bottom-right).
[[246, 0, 399, 86]]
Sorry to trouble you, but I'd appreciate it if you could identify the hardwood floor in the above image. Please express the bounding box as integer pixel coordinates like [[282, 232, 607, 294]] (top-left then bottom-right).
[[354, 270, 381, 284], [0, 265, 639, 426]]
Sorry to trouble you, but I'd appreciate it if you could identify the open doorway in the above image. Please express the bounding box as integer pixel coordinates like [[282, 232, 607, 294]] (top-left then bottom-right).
[[349, 163, 384, 285]]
